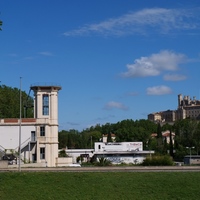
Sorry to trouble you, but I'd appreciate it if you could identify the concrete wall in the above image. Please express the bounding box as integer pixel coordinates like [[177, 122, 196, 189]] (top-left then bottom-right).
[[64, 149, 94, 163], [0, 125, 35, 150], [0, 160, 8, 168], [56, 157, 73, 167], [105, 155, 145, 165]]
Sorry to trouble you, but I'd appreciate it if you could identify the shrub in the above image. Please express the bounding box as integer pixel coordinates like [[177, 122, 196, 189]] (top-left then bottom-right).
[[58, 150, 68, 157], [76, 156, 84, 163], [94, 157, 112, 166], [142, 155, 174, 166], [81, 162, 94, 166]]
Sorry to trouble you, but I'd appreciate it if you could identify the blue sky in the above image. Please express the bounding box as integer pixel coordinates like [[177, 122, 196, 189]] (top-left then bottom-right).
[[1, 0, 200, 131]]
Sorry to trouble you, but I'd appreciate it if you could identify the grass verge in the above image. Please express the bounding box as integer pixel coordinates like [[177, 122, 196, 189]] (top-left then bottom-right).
[[0, 172, 199, 200]]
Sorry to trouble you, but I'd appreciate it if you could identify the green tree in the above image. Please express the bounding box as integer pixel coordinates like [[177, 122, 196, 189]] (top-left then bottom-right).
[[107, 132, 112, 142], [79, 130, 101, 148], [89, 131, 102, 147], [156, 123, 164, 153], [58, 150, 68, 157], [0, 85, 33, 118], [162, 123, 172, 132], [174, 119, 197, 147], [58, 130, 69, 149], [173, 119, 200, 161], [157, 123, 162, 139], [193, 122, 200, 155]]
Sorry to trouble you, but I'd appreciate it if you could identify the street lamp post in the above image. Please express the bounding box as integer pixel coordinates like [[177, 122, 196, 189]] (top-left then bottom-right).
[[18, 77, 22, 172], [91, 136, 92, 149], [186, 146, 195, 165]]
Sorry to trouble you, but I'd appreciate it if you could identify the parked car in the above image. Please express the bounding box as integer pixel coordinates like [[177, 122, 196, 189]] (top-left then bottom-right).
[[2, 154, 17, 165]]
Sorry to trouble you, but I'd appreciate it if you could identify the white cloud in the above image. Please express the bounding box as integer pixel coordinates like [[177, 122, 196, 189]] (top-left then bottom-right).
[[39, 52, 53, 56], [121, 50, 186, 78], [163, 74, 187, 81], [64, 8, 200, 37], [104, 101, 128, 110], [146, 85, 172, 95]]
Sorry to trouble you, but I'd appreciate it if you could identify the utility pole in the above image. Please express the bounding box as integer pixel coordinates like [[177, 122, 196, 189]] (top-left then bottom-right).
[[18, 77, 22, 172], [186, 146, 195, 165]]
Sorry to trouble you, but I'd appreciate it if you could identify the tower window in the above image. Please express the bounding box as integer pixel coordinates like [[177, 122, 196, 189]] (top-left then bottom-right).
[[40, 147, 45, 159], [43, 94, 49, 115], [40, 126, 45, 136]]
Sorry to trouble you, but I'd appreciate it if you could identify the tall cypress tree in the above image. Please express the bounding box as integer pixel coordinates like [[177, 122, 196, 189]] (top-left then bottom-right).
[[157, 123, 162, 139], [107, 132, 113, 143], [169, 129, 174, 158], [156, 123, 163, 153]]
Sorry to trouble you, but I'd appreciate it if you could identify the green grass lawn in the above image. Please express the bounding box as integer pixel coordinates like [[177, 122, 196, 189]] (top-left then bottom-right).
[[0, 172, 199, 200]]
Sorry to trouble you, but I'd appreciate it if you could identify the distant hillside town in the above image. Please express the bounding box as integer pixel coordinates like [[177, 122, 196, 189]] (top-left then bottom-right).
[[148, 94, 200, 123]]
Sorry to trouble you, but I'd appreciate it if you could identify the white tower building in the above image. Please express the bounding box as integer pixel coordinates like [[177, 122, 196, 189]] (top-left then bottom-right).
[[30, 85, 61, 167]]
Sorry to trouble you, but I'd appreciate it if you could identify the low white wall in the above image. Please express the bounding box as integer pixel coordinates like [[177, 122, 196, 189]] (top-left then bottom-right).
[[56, 157, 73, 167], [106, 156, 145, 164], [65, 149, 94, 163], [0, 160, 8, 168], [8, 162, 47, 168]]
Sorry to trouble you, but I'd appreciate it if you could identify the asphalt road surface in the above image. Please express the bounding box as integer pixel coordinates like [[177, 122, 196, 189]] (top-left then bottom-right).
[[1, 166, 200, 172]]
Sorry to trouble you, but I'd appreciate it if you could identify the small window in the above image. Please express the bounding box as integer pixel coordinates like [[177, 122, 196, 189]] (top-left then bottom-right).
[[98, 145, 101, 150], [31, 131, 36, 141], [40, 148, 45, 159], [43, 94, 49, 115], [40, 126, 45, 136]]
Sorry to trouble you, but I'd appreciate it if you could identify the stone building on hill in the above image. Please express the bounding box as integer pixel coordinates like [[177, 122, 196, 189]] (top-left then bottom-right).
[[148, 94, 200, 123]]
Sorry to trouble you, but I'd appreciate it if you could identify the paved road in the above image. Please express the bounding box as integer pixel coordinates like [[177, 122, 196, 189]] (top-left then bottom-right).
[[1, 166, 200, 172]]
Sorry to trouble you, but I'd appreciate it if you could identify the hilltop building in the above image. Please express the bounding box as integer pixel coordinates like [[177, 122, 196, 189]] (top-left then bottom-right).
[[176, 94, 200, 120], [148, 94, 200, 123]]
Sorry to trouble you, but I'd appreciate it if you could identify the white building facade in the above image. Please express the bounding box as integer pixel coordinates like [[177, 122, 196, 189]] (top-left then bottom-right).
[[94, 142, 154, 165]]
